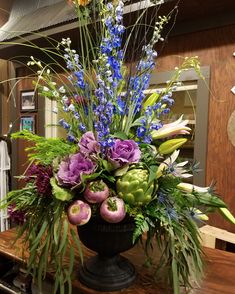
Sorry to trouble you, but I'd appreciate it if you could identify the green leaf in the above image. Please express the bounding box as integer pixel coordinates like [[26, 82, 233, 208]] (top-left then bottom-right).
[[131, 116, 146, 127], [31, 219, 48, 250], [112, 131, 128, 140], [148, 165, 158, 183], [57, 218, 69, 254], [64, 269, 72, 294], [53, 220, 60, 246], [81, 171, 102, 183], [193, 192, 227, 207], [114, 165, 129, 177], [172, 257, 180, 294], [101, 173, 116, 183], [101, 160, 114, 173], [50, 178, 73, 201], [37, 253, 45, 292], [68, 247, 75, 276]]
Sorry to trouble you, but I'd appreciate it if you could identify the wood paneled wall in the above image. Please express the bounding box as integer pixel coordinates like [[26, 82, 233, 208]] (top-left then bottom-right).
[[155, 25, 235, 232], [11, 67, 45, 188]]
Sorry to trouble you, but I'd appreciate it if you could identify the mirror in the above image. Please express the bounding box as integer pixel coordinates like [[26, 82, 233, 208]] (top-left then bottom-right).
[[149, 66, 210, 186]]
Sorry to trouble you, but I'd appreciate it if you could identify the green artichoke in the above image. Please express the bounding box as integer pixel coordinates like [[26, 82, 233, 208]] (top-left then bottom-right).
[[116, 169, 154, 206]]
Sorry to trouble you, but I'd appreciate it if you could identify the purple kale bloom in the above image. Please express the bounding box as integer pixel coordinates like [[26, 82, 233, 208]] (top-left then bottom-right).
[[25, 164, 53, 196], [57, 153, 96, 187], [78, 131, 100, 155], [107, 139, 141, 168]]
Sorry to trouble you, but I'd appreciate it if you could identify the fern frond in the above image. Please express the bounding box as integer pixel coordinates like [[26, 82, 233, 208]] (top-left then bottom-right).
[[11, 130, 77, 165]]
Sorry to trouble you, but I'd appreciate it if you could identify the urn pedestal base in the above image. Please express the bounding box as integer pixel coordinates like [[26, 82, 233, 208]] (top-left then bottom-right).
[[78, 254, 136, 291], [77, 217, 136, 292]]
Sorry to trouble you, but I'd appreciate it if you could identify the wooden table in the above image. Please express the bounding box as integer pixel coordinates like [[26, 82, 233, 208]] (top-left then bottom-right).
[[0, 229, 234, 294]]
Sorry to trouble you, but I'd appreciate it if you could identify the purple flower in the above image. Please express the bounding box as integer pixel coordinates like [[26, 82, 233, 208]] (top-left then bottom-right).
[[8, 204, 26, 225], [57, 153, 96, 187], [78, 131, 100, 155], [107, 139, 141, 168], [25, 164, 53, 196]]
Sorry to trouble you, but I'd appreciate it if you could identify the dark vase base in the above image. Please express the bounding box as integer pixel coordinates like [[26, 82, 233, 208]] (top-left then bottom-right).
[[78, 254, 136, 292]]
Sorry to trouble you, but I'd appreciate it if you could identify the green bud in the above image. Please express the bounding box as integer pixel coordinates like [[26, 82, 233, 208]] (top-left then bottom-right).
[[143, 92, 160, 110], [158, 138, 187, 154], [219, 208, 235, 225]]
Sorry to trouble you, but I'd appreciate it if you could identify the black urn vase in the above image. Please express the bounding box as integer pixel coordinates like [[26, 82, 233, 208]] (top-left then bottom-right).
[[77, 217, 136, 292]]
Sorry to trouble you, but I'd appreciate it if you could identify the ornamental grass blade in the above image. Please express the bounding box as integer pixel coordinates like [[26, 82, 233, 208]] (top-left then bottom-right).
[[57, 218, 69, 254], [172, 258, 180, 294], [31, 219, 48, 249], [68, 246, 75, 276], [71, 228, 83, 264], [64, 269, 72, 294]]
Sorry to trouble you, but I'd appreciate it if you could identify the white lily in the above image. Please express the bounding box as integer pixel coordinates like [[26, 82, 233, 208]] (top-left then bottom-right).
[[177, 182, 210, 193], [152, 115, 191, 139]]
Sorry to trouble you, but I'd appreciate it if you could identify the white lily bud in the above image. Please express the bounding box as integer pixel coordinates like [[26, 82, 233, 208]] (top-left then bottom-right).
[[177, 183, 210, 193]]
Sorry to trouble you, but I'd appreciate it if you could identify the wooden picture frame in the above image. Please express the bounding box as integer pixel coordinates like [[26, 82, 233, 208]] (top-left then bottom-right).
[[20, 90, 37, 112], [20, 115, 36, 133]]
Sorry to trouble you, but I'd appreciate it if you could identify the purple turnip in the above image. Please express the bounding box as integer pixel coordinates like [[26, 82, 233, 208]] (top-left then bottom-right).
[[84, 180, 109, 203], [67, 200, 91, 226], [100, 197, 126, 223]]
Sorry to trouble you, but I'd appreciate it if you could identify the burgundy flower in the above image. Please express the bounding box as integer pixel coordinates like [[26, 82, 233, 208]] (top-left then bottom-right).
[[26, 164, 53, 196], [8, 204, 26, 225], [57, 153, 96, 187], [78, 131, 100, 156], [107, 139, 141, 168]]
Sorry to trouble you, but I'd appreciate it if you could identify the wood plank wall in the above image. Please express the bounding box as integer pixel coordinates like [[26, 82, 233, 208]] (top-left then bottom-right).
[[12, 67, 45, 188], [155, 24, 235, 232]]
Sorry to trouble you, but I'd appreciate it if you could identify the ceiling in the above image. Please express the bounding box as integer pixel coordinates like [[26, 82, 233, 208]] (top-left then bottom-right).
[[0, 0, 14, 27]]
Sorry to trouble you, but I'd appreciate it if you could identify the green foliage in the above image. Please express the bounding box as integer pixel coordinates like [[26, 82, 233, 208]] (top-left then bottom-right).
[[11, 130, 77, 165], [159, 175, 181, 190], [133, 214, 154, 243], [138, 197, 204, 293], [3, 183, 82, 294], [1, 183, 38, 211], [50, 178, 73, 201]]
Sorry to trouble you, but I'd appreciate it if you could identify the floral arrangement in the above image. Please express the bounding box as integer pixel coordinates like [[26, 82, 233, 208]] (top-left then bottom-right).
[[2, 0, 235, 293]]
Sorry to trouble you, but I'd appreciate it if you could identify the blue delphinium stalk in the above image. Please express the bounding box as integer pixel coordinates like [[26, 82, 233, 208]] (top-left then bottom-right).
[[60, 38, 92, 138], [59, 118, 70, 130], [62, 38, 86, 91], [124, 15, 169, 138], [136, 104, 163, 143], [129, 45, 158, 115], [94, 1, 125, 149]]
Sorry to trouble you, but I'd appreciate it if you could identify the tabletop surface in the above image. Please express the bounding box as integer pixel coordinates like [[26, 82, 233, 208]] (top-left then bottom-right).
[[0, 228, 234, 294]]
